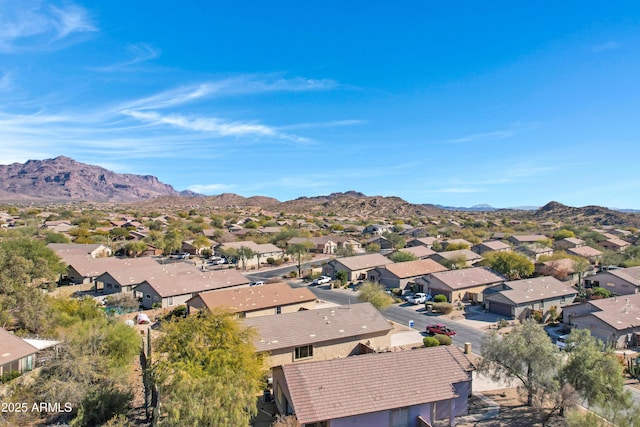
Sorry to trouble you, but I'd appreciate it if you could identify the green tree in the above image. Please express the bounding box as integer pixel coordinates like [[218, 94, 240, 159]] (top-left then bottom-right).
[[123, 241, 147, 257], [479, 251, 534, 280], [336, 244, 355, 257], [388, 251, 417, 263], [553, 229, 576, 240], [163, 229, 183, 255], [286, 242, 313, 278], [335, 270, 348, 286], [382, 232, 406, 249], [235, 246, 257, 271], [366, 243, 381, 253], [479, 319, 559, 406], [561, 329, 627, 407], [440, 254, 468, 270], [151, 310, 265, 427], [357, 281, 394, 310]]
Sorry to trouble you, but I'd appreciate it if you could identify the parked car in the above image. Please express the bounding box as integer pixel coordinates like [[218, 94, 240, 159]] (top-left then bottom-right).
[[209, 256, 226, 265], [312, 276, 332, 285], [250, 281, 265, 287], [426, 324, 456, 336], [402, 292, 415, 302], [556, 334, 570, 350], [407, 292, 428, 305]]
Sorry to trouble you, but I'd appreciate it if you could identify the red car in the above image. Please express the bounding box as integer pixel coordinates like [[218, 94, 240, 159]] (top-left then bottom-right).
[[426, 324, 456, 336]]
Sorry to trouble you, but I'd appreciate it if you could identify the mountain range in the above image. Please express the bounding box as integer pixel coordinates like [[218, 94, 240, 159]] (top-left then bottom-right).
[[0, 157, 639, 226]]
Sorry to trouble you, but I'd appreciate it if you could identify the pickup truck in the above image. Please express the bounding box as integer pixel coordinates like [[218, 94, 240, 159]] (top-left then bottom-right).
[[312, 276, 332, 285]]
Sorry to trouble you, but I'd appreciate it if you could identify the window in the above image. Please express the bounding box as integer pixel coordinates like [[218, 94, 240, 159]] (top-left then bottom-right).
[[390, 407, 409, 427], [168, 296, 174, 306], [294, 345, 313, 360], [238, 312, 246, 319], [561, 296, 566, 303], [275, 306, 282, 314]]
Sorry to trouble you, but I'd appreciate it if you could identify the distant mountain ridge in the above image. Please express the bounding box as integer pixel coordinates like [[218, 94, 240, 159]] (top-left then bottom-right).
[[532, 201, 640, 227], [0, 156, 200, 202]]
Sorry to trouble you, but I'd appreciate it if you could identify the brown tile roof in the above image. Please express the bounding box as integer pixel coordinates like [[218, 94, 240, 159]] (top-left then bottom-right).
[[187, 282, 316, 313], [583, 294, 640, 330], [476, 241, 511, 251], [281, 346, 472, 424], [396, 246, 436, 258], [139, 267, 250, 297], [48, 243, 109, 258], [382, 259, 447, 279], [490, 276, 576, 305], [95, 257, 181, 286], [332, 253, 392, 271], [0, 328, 38, 366], [600, 238, 630, 248], [427, 267, 504, 290], [432, 249, 482, 262], [561, 237, 585, 246], [243, 303, 392, 352], [566, 246, 603, 258]]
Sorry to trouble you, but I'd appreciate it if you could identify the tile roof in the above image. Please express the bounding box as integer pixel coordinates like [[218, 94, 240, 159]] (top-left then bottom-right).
[[600, 238, 630, 248], [0, 328, 38, 366], [396, 246, 436, 258], [583, 294, 640, 330], [382, 259, 447, 279], [281, 346, 473, 424], [432, 249, 482, 262], [411, 237, 439, 246], [489, 276, 576, 305], [243, 303, 392, 352], [476, 241, 511, 251], [428, 267, 504, 290], [139, 267, 250, 297], [187, 282, 316, 313], [332, 253, 392, 271], [561, 237, 585, 245], [566, 246, 603, 258]]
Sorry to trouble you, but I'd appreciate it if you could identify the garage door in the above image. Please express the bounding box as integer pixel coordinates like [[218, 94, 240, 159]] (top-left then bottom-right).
[[489, 301, 513, 317]]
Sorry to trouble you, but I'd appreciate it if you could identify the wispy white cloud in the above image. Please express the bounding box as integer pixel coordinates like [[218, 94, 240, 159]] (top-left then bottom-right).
[[0, 1, 96, 52], [448, 129, 514, 144], [279, 119, 366, 130], [592, 41, 620, 52], [0, 70, 11, 91], [188, 183, 235, 194], [117, 75, 340, 111], [122, 110, 309, 142], [92, 42, 161, 72]]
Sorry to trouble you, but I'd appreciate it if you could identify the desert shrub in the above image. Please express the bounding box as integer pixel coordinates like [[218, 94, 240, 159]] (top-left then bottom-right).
[[0, 371, 21, 383], [531, 309, 543, 323], [266, 257, 275, 265], [432, 302, 453, 314], [434, 334, 452, 346], [390, 288, 403, 296], [434, 294, 447, 303], [423, 336, 440, 347], [289, 271, 297, 278]]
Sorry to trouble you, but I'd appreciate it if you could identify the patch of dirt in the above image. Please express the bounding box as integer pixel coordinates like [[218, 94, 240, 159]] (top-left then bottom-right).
[[456, 388, 566, 427]]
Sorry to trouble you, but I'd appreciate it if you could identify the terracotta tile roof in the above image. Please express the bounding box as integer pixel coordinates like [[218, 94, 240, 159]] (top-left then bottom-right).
[[187, 282, 316, 313], [139, 267, 250, 297], [63, 255, 158, 278], [332, 253, 392, 271], [382, 259, 447, 279], [0, 328, 38, 366], [489, 276, 576, 305], [244, 303, 392, 352], [427, 267, 504, 290], [281, 346, 473, 424]]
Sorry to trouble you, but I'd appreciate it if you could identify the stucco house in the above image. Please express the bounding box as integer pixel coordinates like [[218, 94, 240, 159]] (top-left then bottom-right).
[[563, 293, 640, 348], [406, 237, 439, 249], [484, 276, 577, 319], [507, 234, 549, 246], [599, 238, 631, 252], [272, 346, 474, 427], [430, 249, 482, 268], [94, 257, 163, 294], [367, 259, 447, 290], [392, 245, 436, 260], [134, 267, 250, 309], [583, 266, 640, 296], [243, 303, 393, 369], [216, 241, 283, 269], [322, 253, 392, 282], [515, 244, 554, 261], [287, 237, 338, 254], [471, 240, 512, 256], [416, 267, 504, 303], [566, 245, 603, 264], [186, 282, 317, 317], [0, 328, 38, 377], [554, 237, 585, 250]]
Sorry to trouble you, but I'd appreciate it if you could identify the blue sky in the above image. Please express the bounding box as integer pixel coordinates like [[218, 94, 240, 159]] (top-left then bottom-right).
[[2, 1, 640, 208]]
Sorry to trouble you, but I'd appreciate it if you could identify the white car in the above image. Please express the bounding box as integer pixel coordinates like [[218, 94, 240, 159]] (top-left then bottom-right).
[[316, 276, 332, 285], [209, 256, 226, 265], [250, 281, 265, 287], [407, 293, 428, 305]]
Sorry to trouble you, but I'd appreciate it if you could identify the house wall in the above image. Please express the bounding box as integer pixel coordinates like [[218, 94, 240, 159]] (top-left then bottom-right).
[[487, 293, 577, 319], [584, 273, 638, 296], [264, 332, 393, 369], [422, 277, 495, 303], [96, 272, 134, 295], [323, 263, 377, 282], [569, 314, 633, 348], [67, 266, 92, 285], [243, 301, 316, 318]]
